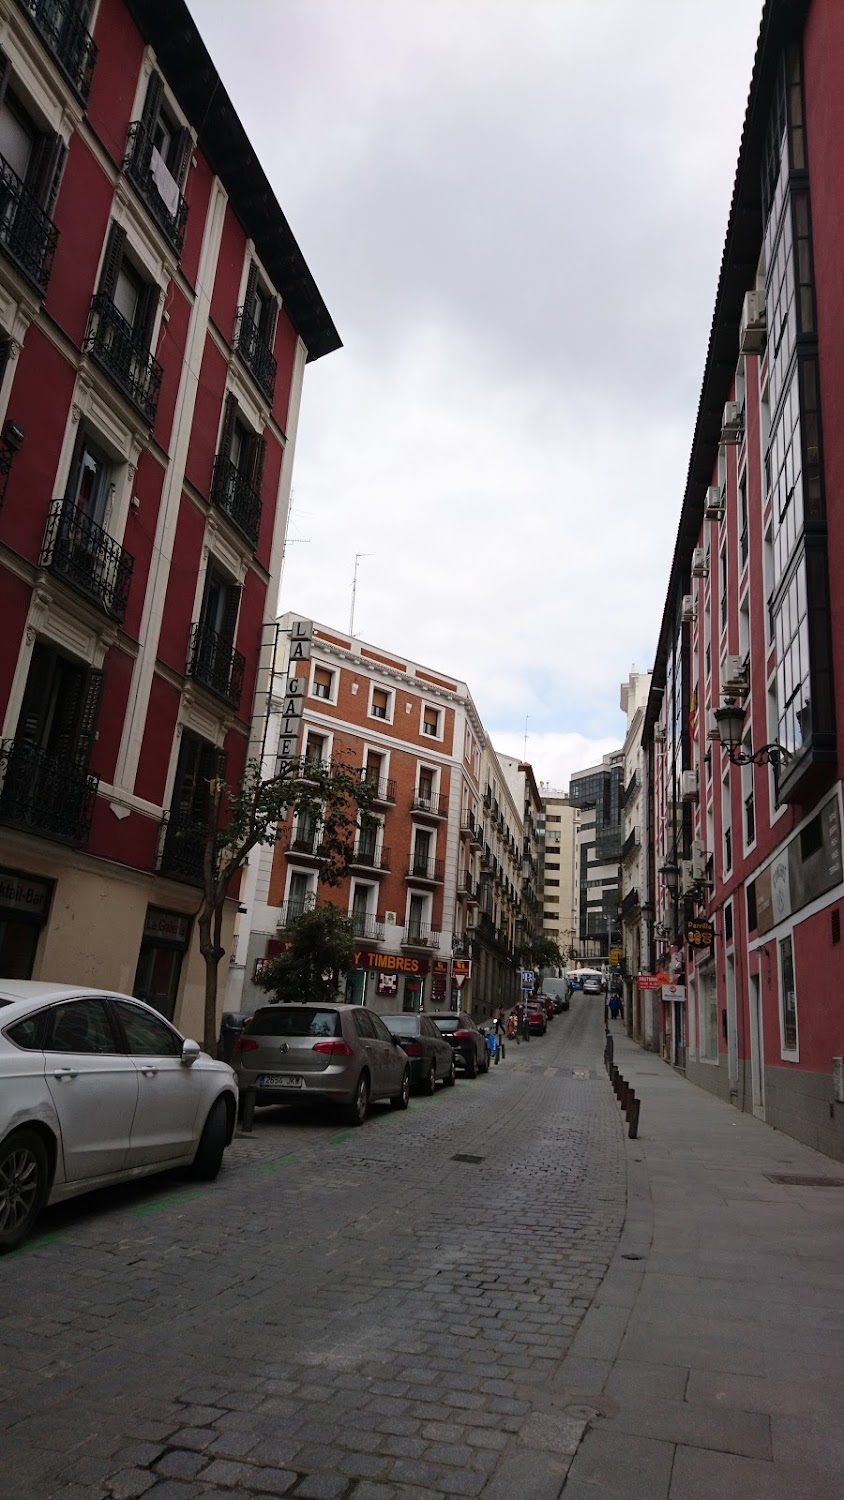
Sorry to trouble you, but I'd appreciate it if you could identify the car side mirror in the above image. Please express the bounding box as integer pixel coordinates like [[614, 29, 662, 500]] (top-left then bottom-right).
[[181, 1038, 201, 1066], [392, 1034, 401, 1045]]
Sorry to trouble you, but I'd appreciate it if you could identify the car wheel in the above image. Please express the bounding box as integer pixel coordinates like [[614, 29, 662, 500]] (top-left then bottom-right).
[[191, 1098, 228, 1180], [465, 1051, 477, 1078], [0, 1129, 49, 1254], [479, 1051, 489, 1075], [425, 1064, 437, 1096], [345, 1072, 370, 1127], [445, 1057, 456, 1086], [390, 1068, 411, 1110]]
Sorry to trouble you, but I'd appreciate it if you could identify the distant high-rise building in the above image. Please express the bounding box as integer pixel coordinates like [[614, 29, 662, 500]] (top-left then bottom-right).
[[570, 752, 624, 955], [537, 790, 578, 961]]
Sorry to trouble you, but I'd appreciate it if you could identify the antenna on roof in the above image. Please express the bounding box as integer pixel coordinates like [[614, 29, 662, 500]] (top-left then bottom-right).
[[350, 552, 373, 636]]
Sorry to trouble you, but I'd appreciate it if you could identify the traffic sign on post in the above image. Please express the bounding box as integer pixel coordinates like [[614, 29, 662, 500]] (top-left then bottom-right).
[[521, 969, 535, 991]]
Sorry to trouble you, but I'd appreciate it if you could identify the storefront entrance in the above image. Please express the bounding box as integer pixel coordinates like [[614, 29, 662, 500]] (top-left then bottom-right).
[[0, 867, 53, 978], [133, 907, 191, 1020]]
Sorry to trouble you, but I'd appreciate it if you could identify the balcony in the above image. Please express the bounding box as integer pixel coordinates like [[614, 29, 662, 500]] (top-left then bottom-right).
[[287, 827, 320, 861], [84, 295, 163, 426], [621, 887, 640, 919], [412, 790, 448, 819], [187, 621, 245, 709], [350, 912, 385, 942], [406, 856, 445, 885], [16, 0, 98, 101], [157, 817, 204, 885], [350, 843, 390, 873], [41, 499, 134, 623], [278, 895, 316, 929], [359, 770, 396, 805], [620, 771, 638, 808], [0, 738, 97, 846], [123, 121, 188, 256], [234, 305, 277, 402], [621, 826, 640, 862], [401, 923, 440, 948], [0, 152, 59, 294], [210, 453, 262, 547]]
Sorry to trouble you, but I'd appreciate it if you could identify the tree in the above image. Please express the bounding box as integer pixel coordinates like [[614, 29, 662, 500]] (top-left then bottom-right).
[[180, 754, 376, 1053], [255, 903, 357, 1004], [519, 934, 564, 973]]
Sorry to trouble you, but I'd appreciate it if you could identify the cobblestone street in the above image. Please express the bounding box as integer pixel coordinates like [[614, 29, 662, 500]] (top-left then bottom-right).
[[0, 1001, 625, 1500]]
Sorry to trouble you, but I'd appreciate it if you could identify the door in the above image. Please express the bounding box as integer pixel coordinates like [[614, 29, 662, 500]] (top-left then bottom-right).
[[112, 1000, 202, 1166], [43, 997, 138, 1182], [749, 972, 765, 1120], [352, 1009, 384, 1093], [725, 953, 738, 1093], [369, 1010, 405, 1093]]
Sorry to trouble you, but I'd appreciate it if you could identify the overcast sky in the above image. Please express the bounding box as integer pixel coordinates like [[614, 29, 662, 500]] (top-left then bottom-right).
[[195, 0, 762, 790]]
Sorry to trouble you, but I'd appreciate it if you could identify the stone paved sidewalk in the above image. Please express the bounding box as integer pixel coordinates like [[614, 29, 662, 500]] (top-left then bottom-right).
[[558, 1026, 844, 1500], [0, 1001, 625, 1500]]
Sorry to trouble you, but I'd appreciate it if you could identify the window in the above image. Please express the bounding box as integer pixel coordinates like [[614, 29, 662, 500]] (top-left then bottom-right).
[[67, 431, 113, 528], [412, 829, 432, 874], [86, 223, 162, 423], [312, 664, 334, 701], [746, 881, 757, 932], [364, 750, 384, 788], [305, 732, 326, 766], [545, 879, 560, 887], [47, 998, 118, 1054], [407, 893, 428, 938], [0, 61, 65, 291], [189, 567, 243, 705], [113, 1001, 181, 1057], [249, 1007, 340, 1038], [779, 934, 797, 1054], [739, 475, 748, 570], [160, 733, 222, 881], [370, 686, 391, 721], [422, 705, 440, 738], [719, 546, 728, 632], [417, 768, 435, 804], [236, 260, 277, 400], [286, 871, 311, 921], [125, 70, 190, 251], [699, 964, 718, 1060], [212, 393, 265, 547]]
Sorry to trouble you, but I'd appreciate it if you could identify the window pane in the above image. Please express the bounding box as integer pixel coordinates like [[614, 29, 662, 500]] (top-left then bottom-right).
[[114, 1001, 182, 1056], [48, 999, 118, 1054], [248, 1007, 341, 1038]]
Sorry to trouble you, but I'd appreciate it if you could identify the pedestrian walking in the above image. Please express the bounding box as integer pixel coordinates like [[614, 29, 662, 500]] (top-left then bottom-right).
[[493, 1008, 506, 1061], [609, 995, 622, 1021], [506, 1011, 518, 1046]]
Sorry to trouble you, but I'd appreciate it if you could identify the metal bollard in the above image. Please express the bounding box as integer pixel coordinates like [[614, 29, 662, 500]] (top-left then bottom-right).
[[604, 1034, 615, 1069], [628, 1097, 641, 1138], [240, 1086, 257, 1133]]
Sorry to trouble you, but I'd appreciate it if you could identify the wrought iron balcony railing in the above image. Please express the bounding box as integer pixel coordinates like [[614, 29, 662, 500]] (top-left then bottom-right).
[[359, 770, 396, 803], [17, 0, 98, 101], [406, 857, 445, 883], [0, 152, 59, 294], [85, 295, 163, 425], [412, 791, 448, 818], [209, 453, 262, 547], [187, 620, 245, 709], [351, 843, 390, 871], [401, 923, 440, 947], [41, 498, 134, 623], [0, 738, 97, 846], [290, 827, 320, 856], [123, 121, 188, 256], [234, 305, 277, 401], [278, 894, 317, 928], [157, 817, 205, 885], [350, 912, 385, 942]]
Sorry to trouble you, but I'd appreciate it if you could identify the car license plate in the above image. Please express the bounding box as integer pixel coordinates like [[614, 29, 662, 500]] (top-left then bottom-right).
[[258, 1074, 304, 1088]]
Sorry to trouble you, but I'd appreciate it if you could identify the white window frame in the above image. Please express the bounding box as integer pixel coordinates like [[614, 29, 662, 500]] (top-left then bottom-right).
[[778, 930, 799, 1062], [303, 724, 333, 766], [420, 702, 442, 741], [368, 682, 394, 723], [309, 659, 337, 704]]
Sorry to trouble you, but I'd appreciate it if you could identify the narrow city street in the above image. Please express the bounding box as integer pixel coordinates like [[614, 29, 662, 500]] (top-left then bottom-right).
[[0, 1001, 626, 1500]]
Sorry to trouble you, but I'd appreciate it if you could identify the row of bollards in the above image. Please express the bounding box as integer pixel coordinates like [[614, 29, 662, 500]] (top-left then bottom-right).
[[604, 1034, 640, 1138]]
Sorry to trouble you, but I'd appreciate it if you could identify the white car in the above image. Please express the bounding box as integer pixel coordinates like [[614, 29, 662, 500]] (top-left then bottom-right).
[[0, 981, 238, 1253]]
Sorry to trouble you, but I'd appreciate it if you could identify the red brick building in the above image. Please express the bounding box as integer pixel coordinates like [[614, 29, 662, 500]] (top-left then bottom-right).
[[0, 0, 337, 1034], [641, 0, 844, 1161]]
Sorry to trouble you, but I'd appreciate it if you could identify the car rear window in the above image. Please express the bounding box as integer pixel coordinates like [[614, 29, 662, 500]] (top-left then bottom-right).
[[4, 1012, 48, 1050], [381, 1015, 420, 1035], [248, 1007, 341, 1038], [432, 1014, 459, 1032]]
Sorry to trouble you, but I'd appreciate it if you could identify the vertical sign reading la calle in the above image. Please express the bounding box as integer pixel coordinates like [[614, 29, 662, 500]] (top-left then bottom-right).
[[277, 618, 312, 767]]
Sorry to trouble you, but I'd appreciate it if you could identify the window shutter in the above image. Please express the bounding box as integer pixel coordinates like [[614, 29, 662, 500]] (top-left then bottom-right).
[[50, 664, 86, 761], [140, 70, 164, 134], [0, 50, 10, 113], [16, 643, 52, 750], [28, 133, 67, 215], [73, 669, 105, 767], [170, 126, 191, 188], [218, 393, 237, 462], [243, 260, 258, 319], [220, 585, 240, 650], [249, 432, 266, 495], [135, 278, 160, 350], [98, 223, 127, 301]]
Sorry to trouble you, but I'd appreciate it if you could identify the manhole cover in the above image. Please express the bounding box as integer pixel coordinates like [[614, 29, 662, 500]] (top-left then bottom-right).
[[452, 1153, 485, 1164], [766, 1174, 844, 1187]]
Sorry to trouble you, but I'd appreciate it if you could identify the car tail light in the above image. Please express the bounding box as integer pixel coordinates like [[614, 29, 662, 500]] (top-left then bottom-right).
[[312, 1040, 353, 1056], [452, 1029, 472, 1040], [400, 1041, 422, 1056], [234, 1037, 259, 1053]]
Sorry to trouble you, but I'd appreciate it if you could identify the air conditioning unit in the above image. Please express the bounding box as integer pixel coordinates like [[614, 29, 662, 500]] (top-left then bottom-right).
[[722, 653, 749, 693], [691, 839, 707, 882], [681, 594, 696, 624], [681, 770, 699, 802], [739, 289, 766, 354], [653, 725, 666, 743], [680, 859, 695, 895], [704, 486, 725, 520], [691, 547, 708, 578], [722, 401, 741, 441], [385, 911, 396, 924]]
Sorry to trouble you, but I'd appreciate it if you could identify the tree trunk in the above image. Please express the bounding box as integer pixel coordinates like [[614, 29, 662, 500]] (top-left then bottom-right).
[[198, 902, 224, 1055]]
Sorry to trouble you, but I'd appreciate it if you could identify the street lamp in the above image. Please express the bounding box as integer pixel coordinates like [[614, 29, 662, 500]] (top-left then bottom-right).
[[713, 698, 791, 772]]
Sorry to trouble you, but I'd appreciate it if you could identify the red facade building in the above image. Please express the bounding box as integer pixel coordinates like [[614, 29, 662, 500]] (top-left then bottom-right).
[[0, 0, 338, 1034], [642, 0, 844, 1161]]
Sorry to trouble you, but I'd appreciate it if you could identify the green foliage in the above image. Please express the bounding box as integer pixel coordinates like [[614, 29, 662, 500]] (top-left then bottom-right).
[[520, 933, 564, 972], [256, 904, 358, 1004]]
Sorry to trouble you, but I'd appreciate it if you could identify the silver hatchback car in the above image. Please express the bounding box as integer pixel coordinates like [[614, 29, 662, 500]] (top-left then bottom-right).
[[232, 1004, 411, 1126]]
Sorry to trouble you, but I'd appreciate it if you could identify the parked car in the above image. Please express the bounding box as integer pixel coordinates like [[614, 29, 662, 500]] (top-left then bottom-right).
[[541, 997, 555, 1021], [380, 1013, 456, 1093], [568, 974, 583, 990], [232, 1003, 411, 1126], [0, 981, 238, 1254], [540, 978, 570, 1011], [526, 1001, 547, 1034], [582, 975, 604, 995], [431, 1011, 488, 1077]]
